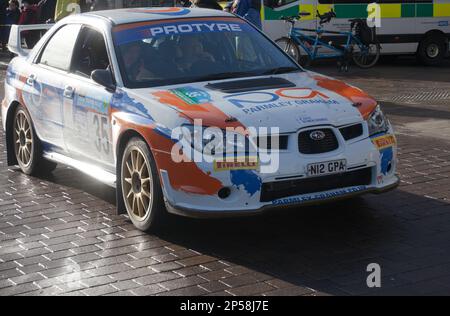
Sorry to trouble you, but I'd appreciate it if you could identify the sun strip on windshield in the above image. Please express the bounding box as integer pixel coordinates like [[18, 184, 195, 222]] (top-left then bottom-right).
[[113, 17, 249, 46]]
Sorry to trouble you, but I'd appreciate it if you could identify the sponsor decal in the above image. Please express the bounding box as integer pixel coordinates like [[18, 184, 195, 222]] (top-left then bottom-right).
[[224, 88, 338, 114], [213, 157, 259, 171], [372, 134, 396, 150], [272, 186, 367, 205], [297, 116, 328, 124], [230, 169, 262, 196], [169, 87, 212, 105], [114, 20, 245, 45], [75, 94, 109, 114], [439, 21, 449, 27], [377, 175, 384, 185]]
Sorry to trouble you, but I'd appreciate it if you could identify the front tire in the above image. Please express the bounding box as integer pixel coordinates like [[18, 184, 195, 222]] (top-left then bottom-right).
[[13, 105, 56, 175], [120, 137, 166, 231]]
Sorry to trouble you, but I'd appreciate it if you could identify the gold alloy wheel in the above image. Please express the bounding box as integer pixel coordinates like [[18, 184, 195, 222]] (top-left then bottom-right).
[[121, 146, 153, 221], [13, 110, 33, 168]]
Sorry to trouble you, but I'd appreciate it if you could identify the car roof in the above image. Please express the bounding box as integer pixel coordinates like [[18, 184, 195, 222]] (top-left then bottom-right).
[[85, 7, 233, 25]]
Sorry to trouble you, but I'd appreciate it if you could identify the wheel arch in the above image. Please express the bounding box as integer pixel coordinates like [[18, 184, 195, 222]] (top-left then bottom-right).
[[115, 128, 164, 215], [419, 29, 449, 49]]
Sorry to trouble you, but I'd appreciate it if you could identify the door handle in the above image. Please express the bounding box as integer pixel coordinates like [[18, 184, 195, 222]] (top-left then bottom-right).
[[63, 85, 75, 99], [26, 74, 36, 85]]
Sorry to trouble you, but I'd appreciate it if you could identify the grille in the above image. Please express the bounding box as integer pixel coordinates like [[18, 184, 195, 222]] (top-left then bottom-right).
[[298, 129, 338, 154], [260, 167, 372, 202], [340, 123, 363, 141]]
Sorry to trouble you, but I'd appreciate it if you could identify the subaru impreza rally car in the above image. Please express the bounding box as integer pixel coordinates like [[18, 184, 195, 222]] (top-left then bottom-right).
[[2, 8, 398, 231]]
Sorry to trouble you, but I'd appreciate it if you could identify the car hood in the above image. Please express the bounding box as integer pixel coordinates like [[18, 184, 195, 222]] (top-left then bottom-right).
[[133, 71, 378, 133]]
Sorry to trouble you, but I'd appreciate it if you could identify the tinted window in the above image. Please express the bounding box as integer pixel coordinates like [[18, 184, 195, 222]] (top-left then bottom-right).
[[39, 24, 81, 71], [113, 18, 301, 88], [72, 27, 110, 77]]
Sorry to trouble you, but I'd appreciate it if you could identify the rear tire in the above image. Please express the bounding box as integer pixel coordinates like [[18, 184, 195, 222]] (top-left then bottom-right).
[[417, 34, 447, 66], [275, 37, 308, 66], [352, 43, 380, 69], [12, 105, 57, 175], [120, 137, 166, 232]]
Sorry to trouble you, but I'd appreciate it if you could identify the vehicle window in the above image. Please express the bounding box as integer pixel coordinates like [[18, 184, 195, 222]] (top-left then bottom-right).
[[112, 18, 301, 89], [72, 27, 110, 77], [39, 24, 81, 71]]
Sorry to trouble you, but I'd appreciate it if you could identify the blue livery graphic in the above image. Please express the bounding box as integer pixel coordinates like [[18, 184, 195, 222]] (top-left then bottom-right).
[[380, 147, 393, 175], [230, 169, 262, 196]]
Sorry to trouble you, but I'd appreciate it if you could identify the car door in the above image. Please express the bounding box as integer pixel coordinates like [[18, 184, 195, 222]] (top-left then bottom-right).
[[26, 23, 82, 151], [63, 26, 115, 171]]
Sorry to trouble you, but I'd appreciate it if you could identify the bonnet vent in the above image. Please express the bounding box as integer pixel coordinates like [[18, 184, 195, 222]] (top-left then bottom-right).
[[205, 77, 295, 93]]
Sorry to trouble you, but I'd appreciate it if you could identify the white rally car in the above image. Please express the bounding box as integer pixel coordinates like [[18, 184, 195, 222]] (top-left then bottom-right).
[[2, 8, 398, 231]]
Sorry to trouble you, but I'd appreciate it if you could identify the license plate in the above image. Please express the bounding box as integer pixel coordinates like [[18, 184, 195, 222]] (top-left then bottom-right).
[[307, 159, 347, 177]]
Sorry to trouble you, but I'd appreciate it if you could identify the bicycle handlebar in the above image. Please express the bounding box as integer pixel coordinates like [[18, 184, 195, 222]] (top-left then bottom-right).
[[281, 10, 336, 25], [281, 12, 311, 23], [317, 9, 337, 25]]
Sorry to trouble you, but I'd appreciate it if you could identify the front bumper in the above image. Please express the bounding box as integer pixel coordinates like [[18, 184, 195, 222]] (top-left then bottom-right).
[[165, 176, 400, 218], [158, 126, 399, 218]]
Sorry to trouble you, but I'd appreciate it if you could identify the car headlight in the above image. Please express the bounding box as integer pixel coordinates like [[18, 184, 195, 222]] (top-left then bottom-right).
[[180, 125, 254, 155], [367, 105, 389, 136]]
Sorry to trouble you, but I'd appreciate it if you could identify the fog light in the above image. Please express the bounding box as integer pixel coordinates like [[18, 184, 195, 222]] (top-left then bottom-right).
[[218, 187, 231, 199]]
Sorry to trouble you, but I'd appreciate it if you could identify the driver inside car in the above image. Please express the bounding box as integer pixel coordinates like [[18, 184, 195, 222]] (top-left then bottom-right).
[[176, 35, 215, 73]]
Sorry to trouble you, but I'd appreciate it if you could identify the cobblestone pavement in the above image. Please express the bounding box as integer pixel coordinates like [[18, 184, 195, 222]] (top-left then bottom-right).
[[1, 57, 450, 296]]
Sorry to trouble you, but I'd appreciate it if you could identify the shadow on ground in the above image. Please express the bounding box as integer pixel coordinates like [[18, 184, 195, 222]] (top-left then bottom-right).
[[32, 164, 450, 295]]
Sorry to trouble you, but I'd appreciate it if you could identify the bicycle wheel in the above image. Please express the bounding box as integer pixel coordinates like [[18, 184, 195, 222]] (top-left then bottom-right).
[[275, 37, 302, 64], [352, 43, 380, 69]]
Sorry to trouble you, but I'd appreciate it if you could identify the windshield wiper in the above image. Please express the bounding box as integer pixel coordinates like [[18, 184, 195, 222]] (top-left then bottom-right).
[[260, 67, 301, 75]]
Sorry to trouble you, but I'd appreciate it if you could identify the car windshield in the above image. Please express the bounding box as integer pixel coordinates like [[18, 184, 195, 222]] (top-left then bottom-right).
[[112, 17, 301, 88]]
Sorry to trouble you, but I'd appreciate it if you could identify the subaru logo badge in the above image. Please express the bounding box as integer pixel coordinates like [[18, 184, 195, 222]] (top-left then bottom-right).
[[309, 130, 326, 141]]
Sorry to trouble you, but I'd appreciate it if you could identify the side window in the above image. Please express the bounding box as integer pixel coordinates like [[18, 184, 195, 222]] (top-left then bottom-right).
[[39, 24, 82, 71], [71, 27, 110, 77]]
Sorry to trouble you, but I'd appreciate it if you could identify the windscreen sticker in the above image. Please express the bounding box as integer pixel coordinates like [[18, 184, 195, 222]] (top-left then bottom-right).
[[114, 19, 247, 45], [126, 8, 191, 16]]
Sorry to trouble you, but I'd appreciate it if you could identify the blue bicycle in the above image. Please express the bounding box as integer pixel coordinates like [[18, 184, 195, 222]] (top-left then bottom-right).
[[275, 10, 381, 71]]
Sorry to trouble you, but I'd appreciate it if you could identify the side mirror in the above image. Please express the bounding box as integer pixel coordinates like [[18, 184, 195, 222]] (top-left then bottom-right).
[[91, 69, 116, 92]]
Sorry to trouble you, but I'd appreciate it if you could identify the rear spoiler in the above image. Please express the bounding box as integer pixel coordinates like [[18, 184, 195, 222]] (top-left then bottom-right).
[[8, 24, 54, 57]]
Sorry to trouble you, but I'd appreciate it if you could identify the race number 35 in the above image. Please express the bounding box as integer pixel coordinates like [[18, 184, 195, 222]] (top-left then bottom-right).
[[93, 114, 110, 155]]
